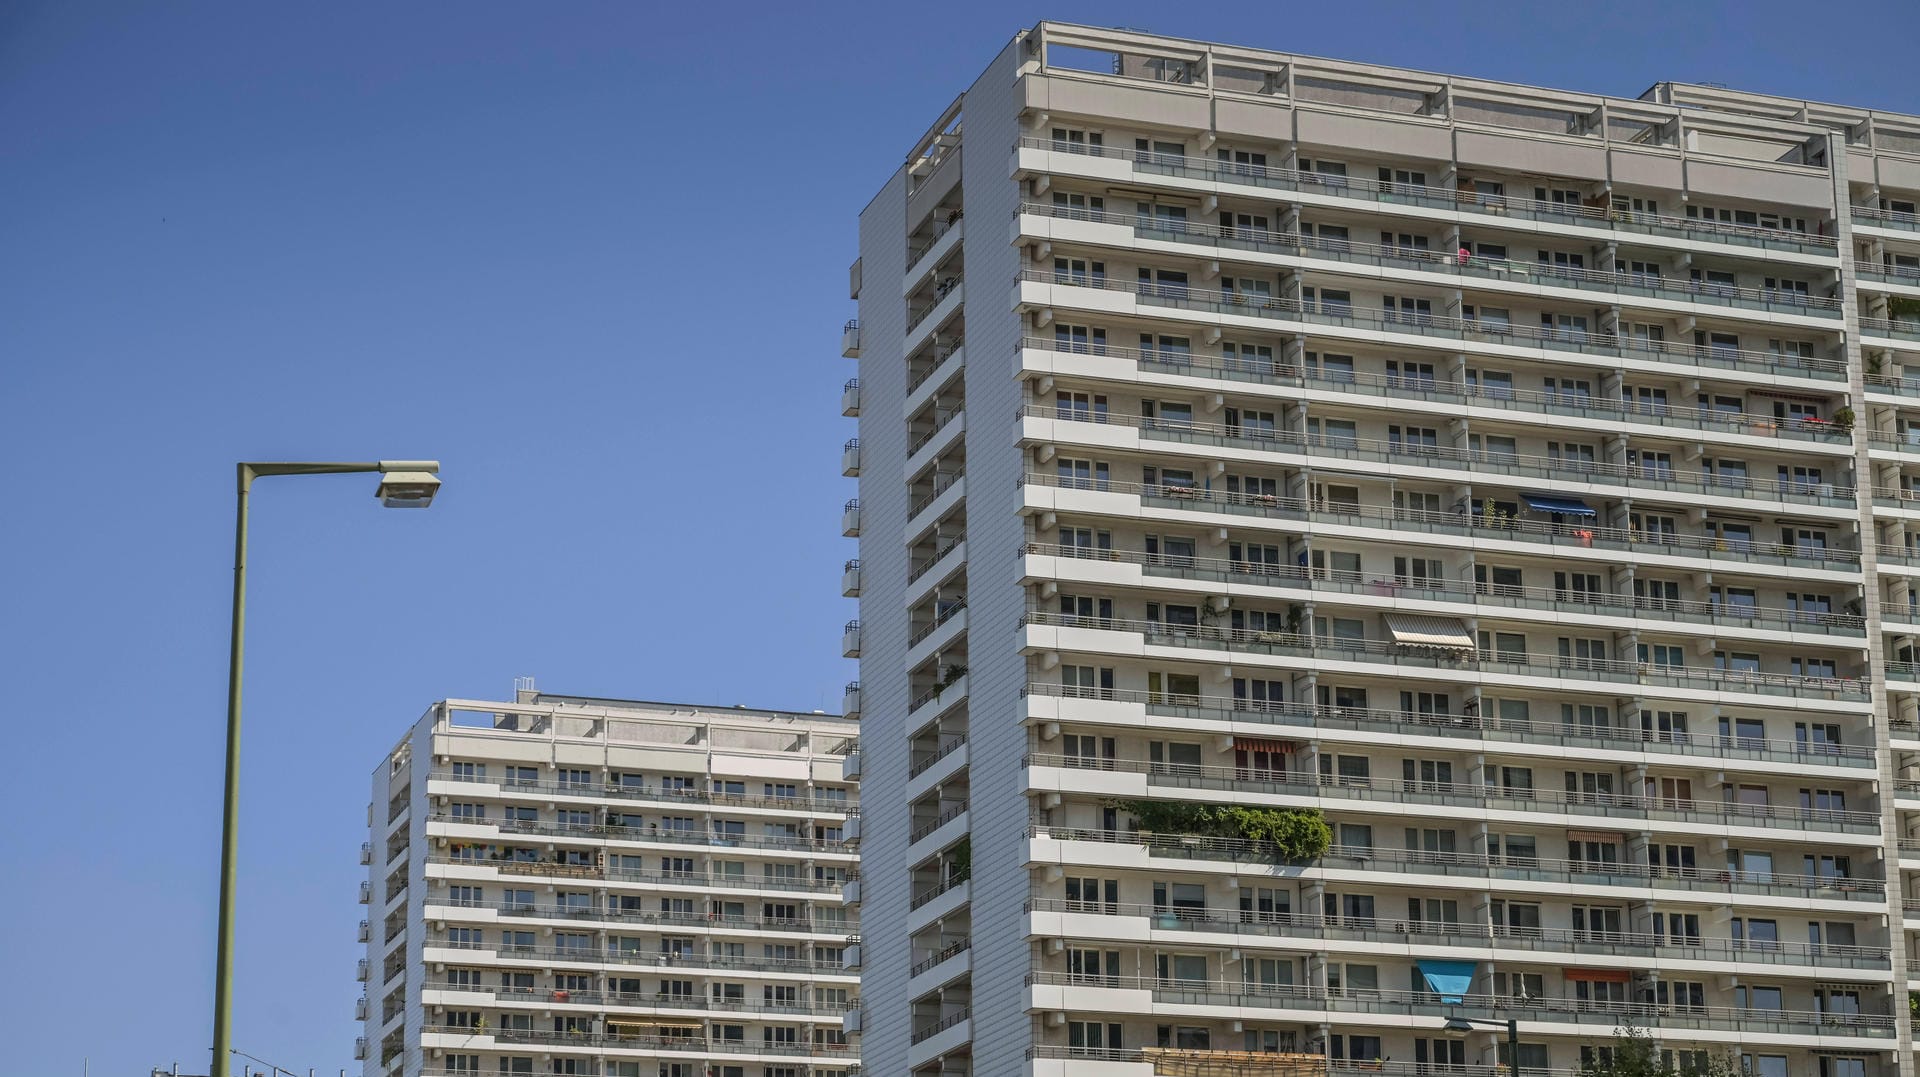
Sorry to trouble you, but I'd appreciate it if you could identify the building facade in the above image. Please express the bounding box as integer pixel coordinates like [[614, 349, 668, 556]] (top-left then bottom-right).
[[842, 21, 1920, 1077], [357, 689, 861, 1077]]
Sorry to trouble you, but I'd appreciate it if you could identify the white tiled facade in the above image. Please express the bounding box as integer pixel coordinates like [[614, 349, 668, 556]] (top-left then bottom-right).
[[357, 690, 861, 1077], [844, 21, 1920, 1077]]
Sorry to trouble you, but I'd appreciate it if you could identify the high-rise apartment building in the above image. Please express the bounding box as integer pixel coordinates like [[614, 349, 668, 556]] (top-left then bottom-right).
[[842, 21, 1920, 1077], [357, 688, 861, 1077]]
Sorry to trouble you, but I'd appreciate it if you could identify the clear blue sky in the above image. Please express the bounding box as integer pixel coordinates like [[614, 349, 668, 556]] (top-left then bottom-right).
[[2, 1, 1913, 1073]]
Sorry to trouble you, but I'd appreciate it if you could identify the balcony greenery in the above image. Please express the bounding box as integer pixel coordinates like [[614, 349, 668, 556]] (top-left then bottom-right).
[[1116, 800, 1331, 861], [1578, 1024, 1735, 1077]]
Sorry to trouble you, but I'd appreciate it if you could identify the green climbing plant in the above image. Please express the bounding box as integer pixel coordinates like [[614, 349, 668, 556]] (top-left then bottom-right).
[[1116, 800, 1331, 861]]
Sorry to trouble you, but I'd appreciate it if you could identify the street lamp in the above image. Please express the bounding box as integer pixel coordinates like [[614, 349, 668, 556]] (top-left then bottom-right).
[[210, 461, 442, 1077], [1443, 1015, 1521, 1077]]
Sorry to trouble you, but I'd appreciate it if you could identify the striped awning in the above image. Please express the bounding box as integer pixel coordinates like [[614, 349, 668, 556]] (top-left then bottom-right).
[[1233, 737, 1296, 753], [1384, 613, 1475, 650], [1565, 968, 1631, 983], [1566, 829, 1625, 843]]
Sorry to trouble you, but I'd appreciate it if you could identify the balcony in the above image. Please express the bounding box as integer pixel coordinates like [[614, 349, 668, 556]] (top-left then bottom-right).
[[1021, 200, 1845, 318], [423, 940, 853, 980], [842, 619, 861, 659], [1861, 316, 1920, 343], [1023, 970, 1892, 1038], [910, 801, 969, 846], [1021, 541, 1865, 638], [842, 559, 861, 598], [1018, 471, 1861, 573], [1022, 682, 1876, 770], [358, 880, 372, 904], [843, 744, 862, 781], [1024, 897, 1889, 969], [426, 853, 843, 895], [909, 1007, 972, 1047], [1018, 335, 1852, 446], [430, 769, 851, 815], [1029, 752, 1878, 835], [843, 808, 861, 844], [908, 275, 965, 339], [356, 958, 370, 982], [909, 733, 969, 780], [1855, 205, 1920, 232], [1030, 824, 1883, 902], [841, 377, 861, 417], [1025, 404, 1858, 510], [841, 437, 861, 477], [360, 841, 372, 865], [1017, 136, 1841, 255], [907, 471, 965, 535], [1019, 609, 1871, 703], [426, 895, 836, 936], [432, 813, 852, 856], [842, 681, 861, 718], [841, 498, 861, 537], [447, 1025, 854, 1061], [421, 978, 852, 1017], [1017, 269, 1848, 382], [842, 319, 861, 358], [358, 919, 371, 942], [910, 671, 968, 717]]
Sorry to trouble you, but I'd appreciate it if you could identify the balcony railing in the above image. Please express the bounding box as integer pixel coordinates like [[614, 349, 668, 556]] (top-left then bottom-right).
[[1019, 136, 1841, 254], [427, 895, 837, 935], [909, 599, 967, 646], [430, 770, 851, 815], [1022, 681, 1875, 767], [909, 801, 969, 844], [1026, 751, 1877, 833], [1023, 897, 1887, 966], [1029, 824, 1883, 901], [1854, 260, 1920, 287], [1022, 201, 1845, 315], [909, 1006, 970, 1044], [421, 979, 855, 1016], [908, 733, 968, 779], [1860, 315, 1920, 342], [1030, 973, 1889, 1038], [1855, 205, 1920, 232], [1027, 1048, 1601, 1077], [1022, 541, 1863, 636], [1020, 268, 1848, 381], [908, 470, 964, 519], [1019, 609, 1870, 701], [907, 532, 965, 585], [429, 1025, 851, 1058], [907, 342, 963, 394], [1023, 403, 1857, 507], [1019, 335, 1851, 444], [426, 939, 851, 978], [1018, 470, 1861, 569], [910, 936, 972, 977], [430, 813, 843, 855], [910, 874, 967, 911], [426, 853, 843, 895]]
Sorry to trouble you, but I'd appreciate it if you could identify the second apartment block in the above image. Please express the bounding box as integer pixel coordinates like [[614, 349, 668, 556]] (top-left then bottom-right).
[[843, 20, 1920, 1077]]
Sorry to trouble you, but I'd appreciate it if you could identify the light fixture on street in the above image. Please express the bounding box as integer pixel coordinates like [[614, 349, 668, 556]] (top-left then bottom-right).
[[1444, 1015, 1522, 1077], [210, 460, 442, 1077]]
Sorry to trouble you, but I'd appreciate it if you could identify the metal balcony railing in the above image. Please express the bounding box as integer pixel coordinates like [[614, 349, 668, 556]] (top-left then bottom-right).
[[1023, 897, 1887, 966], [1029, 824, 1882, 901], [1021, 681, 1875, 766], [1019, 136, 1840, 254], [1022, 200, 1844, 314], [1023, 403, 1857, 507], [1018, 335, 1850, 443], [1019, 609, 1870, 701], [1026, 752, 1877, 832], [1020, 268, 1848, 380], [430, 769, 851, 814], [1017, 470, 1861, 569], [1020, 540, 1864, 635]]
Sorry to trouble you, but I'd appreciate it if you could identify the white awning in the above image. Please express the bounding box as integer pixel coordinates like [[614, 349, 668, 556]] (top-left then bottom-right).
[[1384, 613, 1475, 651]]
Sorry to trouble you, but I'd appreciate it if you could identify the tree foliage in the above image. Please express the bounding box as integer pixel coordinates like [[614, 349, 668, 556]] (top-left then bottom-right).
[[1116, 800, 1331, 861], [1577, 1025, 1737, 1077]]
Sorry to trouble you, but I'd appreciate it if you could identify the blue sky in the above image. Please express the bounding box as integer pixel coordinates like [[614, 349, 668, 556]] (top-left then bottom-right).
[[2, 1, 1914, 1073]]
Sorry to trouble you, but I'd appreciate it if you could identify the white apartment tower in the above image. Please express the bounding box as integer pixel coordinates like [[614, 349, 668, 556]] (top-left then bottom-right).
[[357, 689, 861, 1077], [842, 21, 1920, 1077]]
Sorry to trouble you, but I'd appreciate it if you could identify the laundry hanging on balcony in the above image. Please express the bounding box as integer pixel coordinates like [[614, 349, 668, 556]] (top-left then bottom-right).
[[1383, 613, 1476, 652], [1520, 492, 1596, 517], [1416, 959, 1477, 1002]]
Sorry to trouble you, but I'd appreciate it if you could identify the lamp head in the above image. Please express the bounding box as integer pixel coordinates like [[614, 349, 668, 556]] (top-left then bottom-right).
[[376, 460, 442, 508], [1443, 1018, 1475, 1033]]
